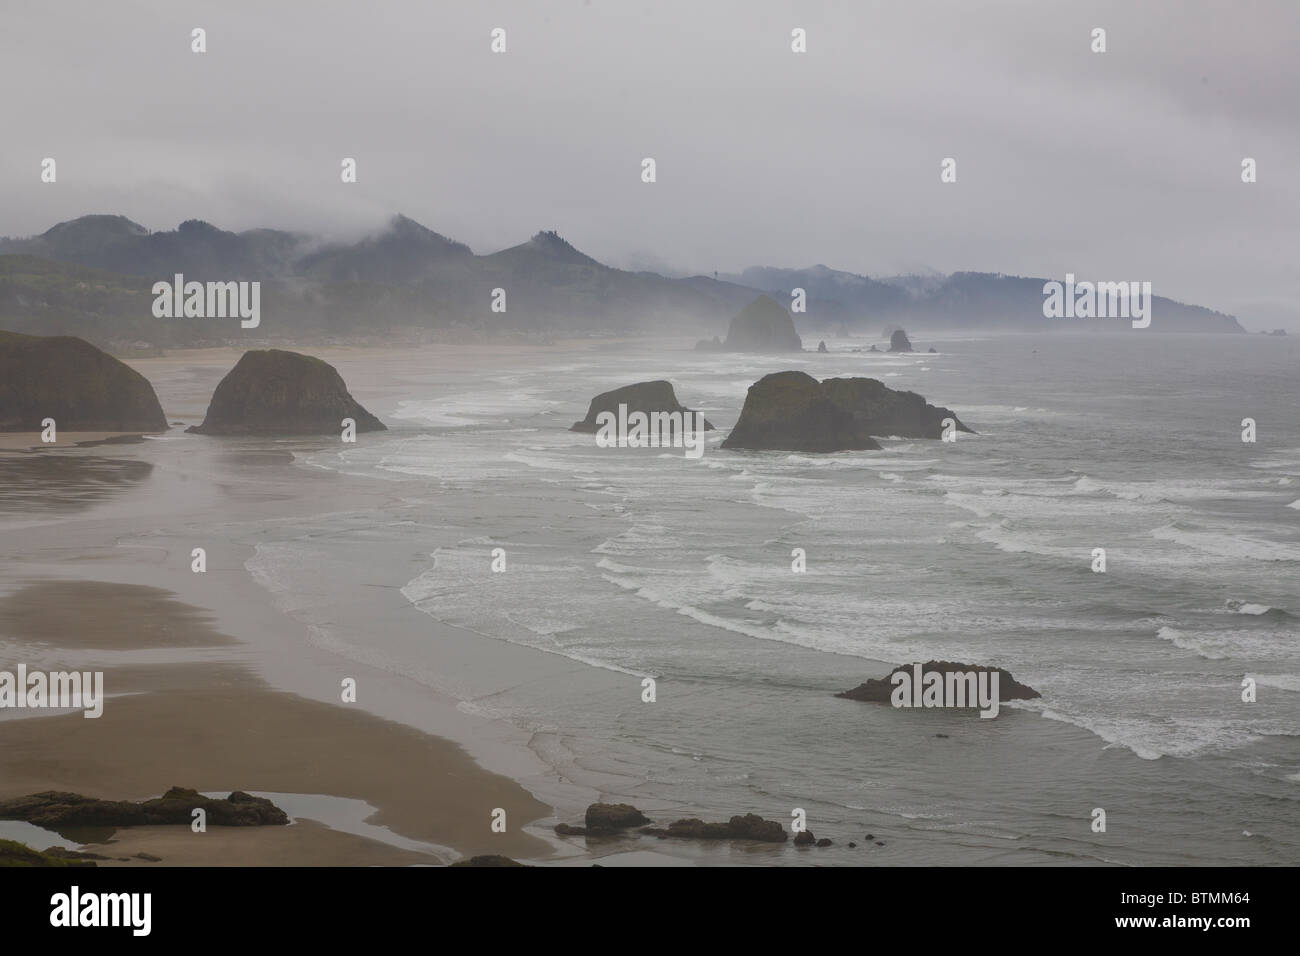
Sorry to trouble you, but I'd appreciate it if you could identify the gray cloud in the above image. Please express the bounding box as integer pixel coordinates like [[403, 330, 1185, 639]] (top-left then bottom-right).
[[2, 0, 1296, 327]]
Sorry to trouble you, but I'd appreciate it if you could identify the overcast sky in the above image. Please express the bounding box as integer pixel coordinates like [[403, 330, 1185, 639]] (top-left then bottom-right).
[[3, 0, 1297, 328]]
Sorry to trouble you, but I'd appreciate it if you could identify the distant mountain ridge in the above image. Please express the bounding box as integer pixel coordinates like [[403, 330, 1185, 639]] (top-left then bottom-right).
[[0, 214, 1245, 347], [728, 264, 1243, 334]]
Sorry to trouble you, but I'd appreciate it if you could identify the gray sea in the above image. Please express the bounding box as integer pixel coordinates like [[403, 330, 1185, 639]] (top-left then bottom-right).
[[236, 332, 1300, 864]]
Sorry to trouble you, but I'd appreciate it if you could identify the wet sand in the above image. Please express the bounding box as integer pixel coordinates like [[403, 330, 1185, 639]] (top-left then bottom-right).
[[0, 580, 554, 864]]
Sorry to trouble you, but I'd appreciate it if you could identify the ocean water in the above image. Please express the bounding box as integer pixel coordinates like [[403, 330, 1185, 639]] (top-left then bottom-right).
[[267, 332, 1300, 864]]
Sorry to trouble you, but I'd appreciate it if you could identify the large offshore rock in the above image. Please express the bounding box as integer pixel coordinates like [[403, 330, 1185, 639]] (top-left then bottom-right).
[[0, 330, 166, 432], [187, 349, 384, 435]]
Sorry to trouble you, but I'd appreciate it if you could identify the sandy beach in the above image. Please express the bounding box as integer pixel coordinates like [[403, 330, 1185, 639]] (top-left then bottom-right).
[[0, 344, 619, 867]]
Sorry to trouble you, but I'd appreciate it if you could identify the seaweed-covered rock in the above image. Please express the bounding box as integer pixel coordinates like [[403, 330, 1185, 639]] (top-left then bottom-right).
[[570, 382, 713, 433], [641, 813, 788, 843], [187, 349, 384, 435], [585, 802, 651, 831], [0, 839, 97, 867], [0, 788, 289, 827], [0, 331, 166, 432], [722, 295, 803, 352], [555, 801, 653, 836]]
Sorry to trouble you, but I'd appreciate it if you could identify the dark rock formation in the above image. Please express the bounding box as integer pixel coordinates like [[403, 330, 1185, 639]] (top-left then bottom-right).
[[721, 371, 974, 451], [720, 371, 882, 453], [694, 335, 723, 351], [817, 340, 828, 353], [794, 830, 815, 846], [0, 838, 96, 867], [570, 381, 713, 433], [42, 847, 115, 861], [555, 802, 652, 836], [722, 295, 802, 352], [585, 802, 651, 831], [928, 347, 938, 353], [640, 813, 787, 843], [888, 329, 914, 352], [451, 855, 528, 867], [816, 837, 832, 847], [0, 331, 167, 432], [0, 788, 289, 827], [186, 349, 385, 435], [819, 376, 974, 440], [836, 661, 1041, 703]]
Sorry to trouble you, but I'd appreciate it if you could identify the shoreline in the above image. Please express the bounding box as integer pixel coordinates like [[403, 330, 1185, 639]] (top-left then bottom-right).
[[0, 579, 557, 865]]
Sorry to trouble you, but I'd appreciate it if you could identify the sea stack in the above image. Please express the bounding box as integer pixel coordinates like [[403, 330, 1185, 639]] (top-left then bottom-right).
[[888, 329, 914, 352], [721, 371, 973, 452], [570, 380, 714, 432], [0, 331, 167, 432], [720, 371, 881, 453], [721, 295, 803, 352], [187, 349, 385, 435]]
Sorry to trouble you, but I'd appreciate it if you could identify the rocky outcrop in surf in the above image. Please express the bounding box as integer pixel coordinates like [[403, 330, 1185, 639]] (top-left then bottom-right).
[[570, 381, 713, 433], [186, 349, 385, 435], [888, 329, 914, 352], [554, 802, 652, 836], [640, 813, 788, 843], [720, 371, 973, 451], [720, 371, 881, 452], [836, 661, 1040, 703], [0, 331, 167, 433]]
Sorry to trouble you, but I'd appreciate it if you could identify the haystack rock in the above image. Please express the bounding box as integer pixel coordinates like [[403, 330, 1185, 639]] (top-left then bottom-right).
[[888, 329, 914, 352], [722, 295, 803, 352], [721, 371, 973, 452], [570, 380, 713, 432], [817, 340, 828, 353], [836, 661, 1040, 703], [0, 331, 166, 432], [187, 349, 385, 435]]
